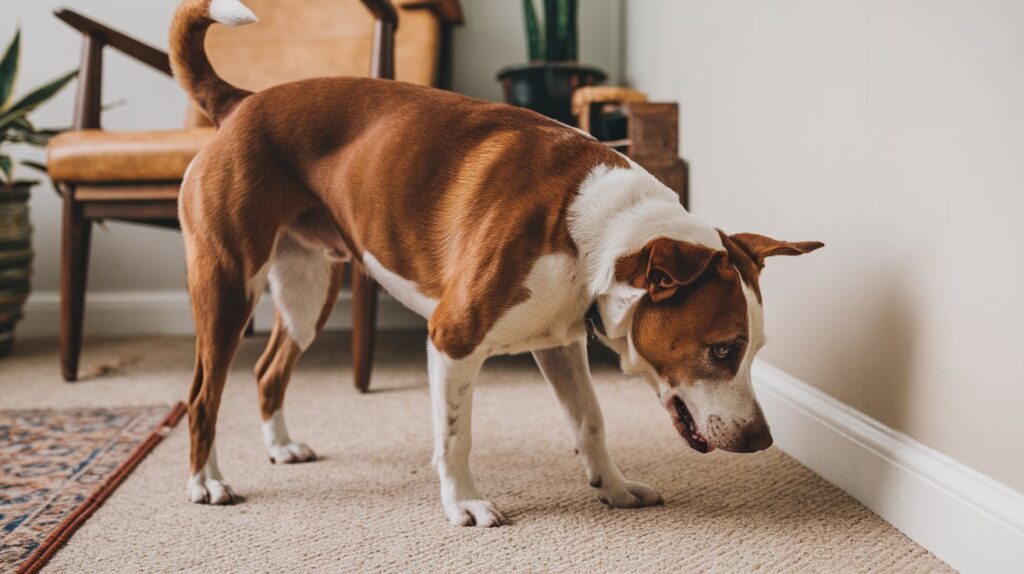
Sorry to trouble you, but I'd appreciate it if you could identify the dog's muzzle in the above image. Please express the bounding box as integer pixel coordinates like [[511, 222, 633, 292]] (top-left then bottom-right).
[[670, 396, 713, 453]]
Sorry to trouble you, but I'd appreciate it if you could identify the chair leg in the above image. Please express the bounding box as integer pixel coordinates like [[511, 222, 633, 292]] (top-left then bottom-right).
[[350, 261, 378, 393], [60, 195, 92, 382]]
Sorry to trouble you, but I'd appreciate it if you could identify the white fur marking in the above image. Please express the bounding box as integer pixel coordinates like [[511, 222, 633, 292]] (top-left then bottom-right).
[[208, 0, 259, 26], [363, 251, 438, 319], [262, 409, 290, 448], [268, 236, 332, 350], [187, 439, 236, 504], [481, 253, 589, 355], [262, 409, 315, 464], [568, 164, 722, 296]]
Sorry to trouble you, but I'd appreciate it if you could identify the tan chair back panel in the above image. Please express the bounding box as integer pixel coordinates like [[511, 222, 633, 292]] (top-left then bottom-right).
[[186, 0, 441, 127]]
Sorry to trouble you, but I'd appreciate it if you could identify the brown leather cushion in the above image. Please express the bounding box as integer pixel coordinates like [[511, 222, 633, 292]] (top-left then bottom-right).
[[47, 128, 215, 183]]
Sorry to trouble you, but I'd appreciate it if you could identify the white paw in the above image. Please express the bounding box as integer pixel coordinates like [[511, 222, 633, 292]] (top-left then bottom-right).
[[267, 441, 317, 464], [595, 479, 663, 508], [444, 499, 507, 527], [188, 477, 240, 505]]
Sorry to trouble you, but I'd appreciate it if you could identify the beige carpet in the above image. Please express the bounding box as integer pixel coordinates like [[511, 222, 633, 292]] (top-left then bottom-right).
[[2, 333, 951, 573]]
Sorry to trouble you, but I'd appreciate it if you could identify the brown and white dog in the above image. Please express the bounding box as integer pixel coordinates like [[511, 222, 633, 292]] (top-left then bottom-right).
[[172, 0, 823, 527]]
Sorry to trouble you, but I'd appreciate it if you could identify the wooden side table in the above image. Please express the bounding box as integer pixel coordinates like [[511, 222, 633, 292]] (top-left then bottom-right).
[[572, 87, 689, 208]]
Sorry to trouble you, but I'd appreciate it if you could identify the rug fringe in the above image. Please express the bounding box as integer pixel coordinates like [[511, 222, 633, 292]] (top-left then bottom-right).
[[16, 402, 187, 574]]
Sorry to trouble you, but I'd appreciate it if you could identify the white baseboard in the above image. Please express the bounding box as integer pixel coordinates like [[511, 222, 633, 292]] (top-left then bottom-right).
[[754, 360, 1024, 573], [17, 289, 425, 338]]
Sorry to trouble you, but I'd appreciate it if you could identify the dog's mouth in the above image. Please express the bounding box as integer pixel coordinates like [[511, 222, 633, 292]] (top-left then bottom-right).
[[671, 396, 712, 454]]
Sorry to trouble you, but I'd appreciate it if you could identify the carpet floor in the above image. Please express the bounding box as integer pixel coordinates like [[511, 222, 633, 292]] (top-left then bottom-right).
[[1, 333, 950, 573]]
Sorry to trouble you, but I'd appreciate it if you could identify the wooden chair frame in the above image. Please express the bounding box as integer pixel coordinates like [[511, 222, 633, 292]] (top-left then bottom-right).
[[54, 1, 399, 390]]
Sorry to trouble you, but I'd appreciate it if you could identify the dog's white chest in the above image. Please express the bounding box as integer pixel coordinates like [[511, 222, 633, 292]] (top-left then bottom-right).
[[480, 253, 589, 355], [363, 251, 588, 357]]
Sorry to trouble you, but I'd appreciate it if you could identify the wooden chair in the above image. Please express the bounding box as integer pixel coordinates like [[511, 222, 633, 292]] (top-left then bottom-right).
[[47, 0, 462, 386]]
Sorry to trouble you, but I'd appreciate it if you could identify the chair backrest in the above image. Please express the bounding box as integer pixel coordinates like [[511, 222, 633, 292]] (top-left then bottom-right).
[[186, 0, 459, 127]]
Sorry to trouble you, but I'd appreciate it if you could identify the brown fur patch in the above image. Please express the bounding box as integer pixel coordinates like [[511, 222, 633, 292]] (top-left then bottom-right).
[[719, 230, 825, 304], [618, 239, 749, 386], [729, 233, 825, 269], [718, 231, 764, 303]]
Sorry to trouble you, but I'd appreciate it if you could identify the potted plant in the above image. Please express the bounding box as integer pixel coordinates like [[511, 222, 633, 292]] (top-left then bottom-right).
[[497, 0, 606, 125], [0, 29, 76, 356]]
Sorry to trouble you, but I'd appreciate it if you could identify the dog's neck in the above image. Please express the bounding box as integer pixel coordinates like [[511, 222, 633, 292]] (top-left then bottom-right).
[[568, 163, 722, 375]]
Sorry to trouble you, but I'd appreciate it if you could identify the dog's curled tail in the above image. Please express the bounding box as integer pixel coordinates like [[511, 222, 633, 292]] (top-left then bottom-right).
[[170, 0, 258, 126]]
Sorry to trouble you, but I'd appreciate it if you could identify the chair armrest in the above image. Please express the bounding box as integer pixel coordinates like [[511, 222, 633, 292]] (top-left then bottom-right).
[[399, 0, 464, 25], [572, 86, 647, 118], [360, 0, 399, 27], [55, 9, 171, 77], [360, 0, 397, 80]]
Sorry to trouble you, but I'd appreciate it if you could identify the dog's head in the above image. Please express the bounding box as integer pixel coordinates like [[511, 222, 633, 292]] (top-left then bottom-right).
[[603, 231, 822, 454]]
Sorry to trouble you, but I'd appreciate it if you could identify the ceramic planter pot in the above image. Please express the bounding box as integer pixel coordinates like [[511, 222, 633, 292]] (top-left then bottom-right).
[[0, 181, 34, 357], [497, 63, 606, 126]]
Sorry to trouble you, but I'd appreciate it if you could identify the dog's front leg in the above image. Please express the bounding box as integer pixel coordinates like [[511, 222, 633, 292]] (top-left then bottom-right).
[[427, 341, 507, 527], [533, 339, 663, 508]]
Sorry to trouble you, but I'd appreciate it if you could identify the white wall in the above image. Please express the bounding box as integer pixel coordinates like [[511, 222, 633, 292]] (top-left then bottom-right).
[[626, 0, 1024, 493], [7, 0, 189, 297], [4, 0, 621, 336]]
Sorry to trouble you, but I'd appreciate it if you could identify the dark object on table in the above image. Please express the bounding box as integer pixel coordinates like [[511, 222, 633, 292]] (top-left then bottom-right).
[[573, 86, 689, 207], [498, 63, 605, 126]]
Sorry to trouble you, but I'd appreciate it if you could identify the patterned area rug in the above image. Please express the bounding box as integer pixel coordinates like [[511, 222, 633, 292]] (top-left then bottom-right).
[[0, 403, 185, 573]]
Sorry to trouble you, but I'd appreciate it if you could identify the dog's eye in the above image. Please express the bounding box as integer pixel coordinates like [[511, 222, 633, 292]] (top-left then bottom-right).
[[712, 344, 731, 359]]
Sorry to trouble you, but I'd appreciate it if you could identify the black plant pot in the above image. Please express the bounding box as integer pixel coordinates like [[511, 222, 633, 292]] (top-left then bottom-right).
[[497, 63, 606, 126]]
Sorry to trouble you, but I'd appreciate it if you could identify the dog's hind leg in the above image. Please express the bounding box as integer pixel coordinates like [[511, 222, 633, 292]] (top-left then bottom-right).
[[186, 249, 271, 505], [255, 234, 343, 464], [533, 338, 663, 508]]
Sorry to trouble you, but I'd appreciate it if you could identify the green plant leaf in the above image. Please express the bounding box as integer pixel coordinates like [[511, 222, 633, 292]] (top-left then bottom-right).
[[0, 29, 19, 112], [9, 115, 35, 132], [562, 0, 577, 62], [523, 0, 543, 62], [4, 68, 77, 118], [0, 154, 12, 183], [0, 109, 28, 135], [5, 115, 62, 146], [544, 0, 558, 61], [20, 159, 48, 175], [5, 130, 54, 146], [23, 131, 56, 146], [545, 0, 576, 62]]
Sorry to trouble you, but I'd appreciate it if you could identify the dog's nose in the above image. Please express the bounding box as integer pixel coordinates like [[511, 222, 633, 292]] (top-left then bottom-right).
[[745, 430, 773, 452]]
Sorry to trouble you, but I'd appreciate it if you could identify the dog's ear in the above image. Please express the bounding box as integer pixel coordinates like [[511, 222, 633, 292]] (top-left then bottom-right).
[[730, 233, 824, 270], [616, 238, 720, 302]]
